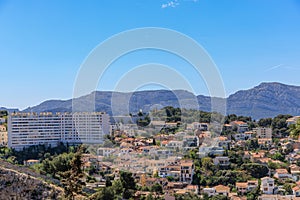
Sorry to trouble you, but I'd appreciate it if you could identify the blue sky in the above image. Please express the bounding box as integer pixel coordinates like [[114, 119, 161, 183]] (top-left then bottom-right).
[[0, 0, 300, 109]]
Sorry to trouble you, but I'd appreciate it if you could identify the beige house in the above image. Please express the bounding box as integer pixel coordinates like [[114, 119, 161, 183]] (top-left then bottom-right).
[[236, 180, 259, 194], [255, 127, 272, 139], [214, 185, 230, 196], [0, 125, 7, 146]]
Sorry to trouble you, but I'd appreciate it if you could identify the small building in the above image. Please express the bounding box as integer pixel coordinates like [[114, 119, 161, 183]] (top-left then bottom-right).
[[274, 168, 292, 180], [214, 185, 230, 196], [286, 116, 300, 126], [213, 156, 230, 166], [192, 122, 208, 131], [97, 147, 116, 157], [261, 177, 275, 194], [236, 182, 248, 194], [24, 159, 40, 166], [230, 121, 248, 133], [203, 187, 216, 197], [255, 127, 272, 139]]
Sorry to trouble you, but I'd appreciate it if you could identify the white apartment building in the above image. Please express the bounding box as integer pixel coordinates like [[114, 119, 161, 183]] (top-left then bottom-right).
[[255, 127, 272, 139], [8, 112, 110, 150]]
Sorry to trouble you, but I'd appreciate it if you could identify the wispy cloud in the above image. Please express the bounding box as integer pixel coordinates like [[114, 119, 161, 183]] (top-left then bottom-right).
[[264, 64, 300, 72], [161, 0, 199, 9], [264, 64, 283, 72], [161, 0, 180, 9]]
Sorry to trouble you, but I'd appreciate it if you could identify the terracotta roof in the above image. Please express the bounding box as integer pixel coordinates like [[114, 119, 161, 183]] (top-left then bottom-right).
[[236, 182, 247, 188], [214, 185, 230, 193], [219, 136, 228, 141], [161, 140, 169, 145], [186, 185, 197, 190], [231, 121, 247, 125], [276, 168, 288, 174]]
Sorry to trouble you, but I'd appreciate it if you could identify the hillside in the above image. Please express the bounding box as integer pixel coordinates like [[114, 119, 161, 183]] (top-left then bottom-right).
[[21, 82, 300, 119], [0, 159, 63, 199]]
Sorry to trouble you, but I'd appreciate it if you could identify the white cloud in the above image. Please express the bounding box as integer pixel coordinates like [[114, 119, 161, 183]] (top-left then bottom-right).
[[161, 0, 198, 9], [161, 0, 180, 9]]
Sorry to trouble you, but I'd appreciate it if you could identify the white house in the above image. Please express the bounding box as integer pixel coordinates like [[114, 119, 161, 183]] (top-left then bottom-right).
[[261, 177, 275, 194], [203, 188, 216, 197], [273, 168, 292, 180], [213, 156, 230, 166], [97, 147, 116, 157], [230, 121, 248, 133]]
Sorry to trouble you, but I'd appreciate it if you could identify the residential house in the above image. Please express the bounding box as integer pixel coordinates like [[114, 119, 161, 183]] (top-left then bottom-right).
[[151, 121, 166, 131], [223, 124, 232, 131], [213, 156, 230, 166], [286, 116, 300, 126], [214, 185, 230, 196], [236, 180, 259, 194], [250, 151, 266, 162], [292, 185, 300, 197], [180, 160, 194, 183], [0, 118, 5, 125], [236, 182, 248, 194], [255, 127, 272, 139], [230, 121, 248, 133], [234, 133, 250, 141], [23, 159, 39, 166], [261, 177, 275, 194], [0, 125, 7, 146], [274, 169, 292, 180], [182, 135, 199, 148], [258, 138, 273, 147], [290, 164, 300, 181], [185, 185, 199, 194], [247, 180, 259, 191], [198, 146, 225, 158], [258, 194, 294, 200], [97, 147, 116, 157], [203, 187, 216, 197], [158, 164, 181, 180], [218, 136, 231, 149], [166, 140, 183, 149], [192, 122, 208, 131]]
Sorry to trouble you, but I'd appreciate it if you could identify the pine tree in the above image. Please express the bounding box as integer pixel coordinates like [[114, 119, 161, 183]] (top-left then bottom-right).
[[61, 145, 85, 200]]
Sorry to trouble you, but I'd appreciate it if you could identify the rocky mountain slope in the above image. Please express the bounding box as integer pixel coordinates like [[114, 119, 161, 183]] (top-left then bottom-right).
[[0, 160, 63, 199]]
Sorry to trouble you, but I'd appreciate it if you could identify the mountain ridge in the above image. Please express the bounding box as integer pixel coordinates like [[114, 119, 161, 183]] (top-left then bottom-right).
[[14, 82, 300, 119]]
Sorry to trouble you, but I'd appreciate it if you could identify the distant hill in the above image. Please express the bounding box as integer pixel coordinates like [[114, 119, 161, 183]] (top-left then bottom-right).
[[21, 82, 300, 119], [0, 107, 19, 113]]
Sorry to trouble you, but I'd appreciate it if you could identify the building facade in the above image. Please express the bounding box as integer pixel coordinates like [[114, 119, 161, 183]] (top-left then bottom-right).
[[0, 125, 7, 146], [255, 127, 272, 139], [8, 112, 110, 150]]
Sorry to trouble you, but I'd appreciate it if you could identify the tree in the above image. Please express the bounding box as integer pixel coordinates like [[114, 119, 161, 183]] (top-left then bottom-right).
[[112, 179, 123, 195], [105, 176, 112, 187], [211, 195, 229, 200], [246, 186, 260, 200], [258, 118, 272, 127], [90, 187, 114, 200], [271, 152, 285, 162], [283, 183, 293, 195], [119, 171, 136, 199], [120, 171, 136, 190], [61, 145, 85, 199], [151, 183, 163, 194], [289, 119, 300, 139], [201, 157, 213, 170], [241, 163, 268, 178]]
